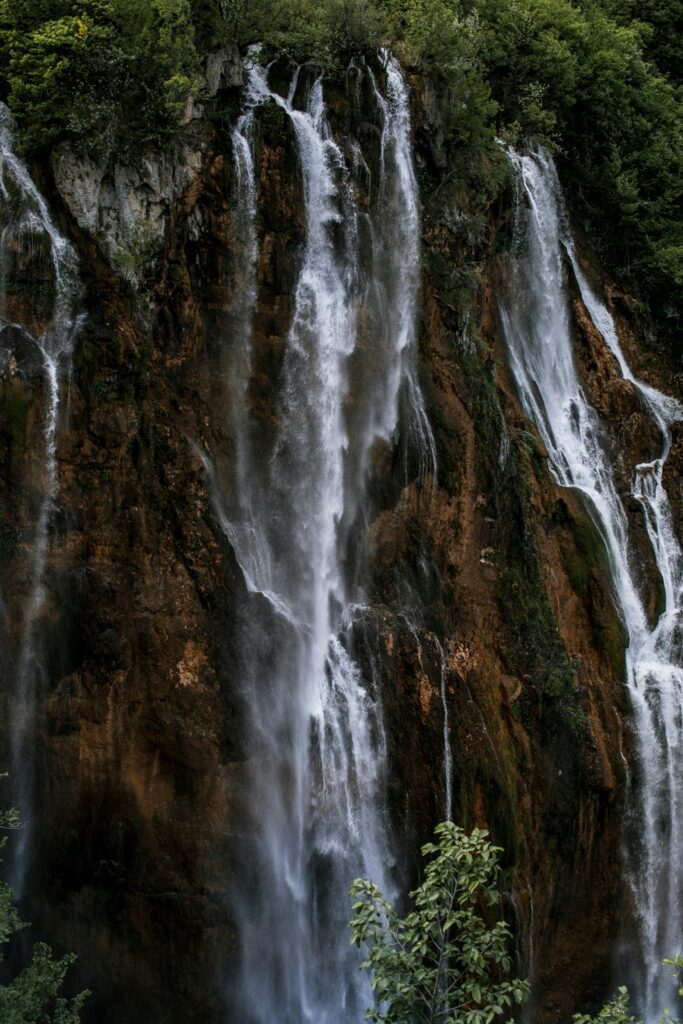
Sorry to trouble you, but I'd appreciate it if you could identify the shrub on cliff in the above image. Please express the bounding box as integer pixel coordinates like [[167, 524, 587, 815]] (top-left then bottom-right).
[[572, 957, 683, 1024], [0, 792, 88, 1023], [350, 820, 683, 1023], [573, 988, 640, 1024], [349, 822, 530, 1023]]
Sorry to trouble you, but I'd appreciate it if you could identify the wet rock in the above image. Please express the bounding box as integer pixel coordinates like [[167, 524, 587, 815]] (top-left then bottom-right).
[[0, 323, 44, 381]]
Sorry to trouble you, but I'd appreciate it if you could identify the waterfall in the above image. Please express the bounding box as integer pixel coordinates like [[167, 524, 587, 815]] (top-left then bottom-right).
[[0, 104, 81, 897], [501, 145, 683, 1020], [209, 53, 436, 1022]]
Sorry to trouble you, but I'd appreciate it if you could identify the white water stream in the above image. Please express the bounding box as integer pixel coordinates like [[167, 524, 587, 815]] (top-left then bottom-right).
[[0, 103, 81, 897], [502, 145, 683, 1020], [208, 54, 438, 1022]]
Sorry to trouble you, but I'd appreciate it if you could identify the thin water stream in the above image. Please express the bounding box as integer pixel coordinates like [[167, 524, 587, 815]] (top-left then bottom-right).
[[0, 104, 81, 899]]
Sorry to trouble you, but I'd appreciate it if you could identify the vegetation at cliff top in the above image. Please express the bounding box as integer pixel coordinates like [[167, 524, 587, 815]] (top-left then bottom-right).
[[0, 0, 679, 349], [0, 0, 201, 153], [0, 785, 88, 1022]]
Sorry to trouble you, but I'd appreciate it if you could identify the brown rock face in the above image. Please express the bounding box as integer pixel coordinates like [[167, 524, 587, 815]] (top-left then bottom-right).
[[0, 59, 671, 1024]]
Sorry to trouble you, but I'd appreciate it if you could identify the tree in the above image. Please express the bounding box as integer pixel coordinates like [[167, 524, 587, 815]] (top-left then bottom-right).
[[0, 785, 88, 1023], [349, 822, 530, 1024], [0, 0, 200, 154]]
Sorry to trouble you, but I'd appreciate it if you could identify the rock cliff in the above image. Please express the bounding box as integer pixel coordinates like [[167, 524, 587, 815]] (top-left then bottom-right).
[[1, 49, 678, 1023]]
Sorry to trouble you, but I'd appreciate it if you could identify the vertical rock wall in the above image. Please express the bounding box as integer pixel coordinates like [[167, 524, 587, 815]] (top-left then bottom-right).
[[0, 53, 674, 1022]]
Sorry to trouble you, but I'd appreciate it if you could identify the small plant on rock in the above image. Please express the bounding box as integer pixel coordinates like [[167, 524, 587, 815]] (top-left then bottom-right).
[[0, 777, 88, 1023]]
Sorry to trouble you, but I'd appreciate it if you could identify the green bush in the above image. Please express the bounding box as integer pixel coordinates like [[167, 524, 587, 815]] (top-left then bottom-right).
[[473, 0, 681, 350], [0, 783, 88, 1023], [349, 822, 530, 1024], [572, 988, 640, 1024], [572, 956, 683, 1023]]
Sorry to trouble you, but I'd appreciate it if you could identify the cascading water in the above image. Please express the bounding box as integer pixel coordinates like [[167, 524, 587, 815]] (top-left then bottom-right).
[[208, 53, 436, 1022], [0, 104, 81, 897], [501, 145, 683, 1020]]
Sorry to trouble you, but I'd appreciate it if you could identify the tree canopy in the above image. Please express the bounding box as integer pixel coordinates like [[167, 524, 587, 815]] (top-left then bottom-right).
[[0, 0, 679, 350]]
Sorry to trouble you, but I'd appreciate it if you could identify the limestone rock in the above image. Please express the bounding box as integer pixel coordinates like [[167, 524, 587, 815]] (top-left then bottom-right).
[[51, 141, 205, 275], [205, 45, 244, 96]]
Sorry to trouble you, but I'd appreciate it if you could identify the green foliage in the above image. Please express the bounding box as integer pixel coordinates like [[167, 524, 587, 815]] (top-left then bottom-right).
[[381, 0, 681, 350], [0, 0, 200, 154], [190, 0, 247, 49], [385, 0, 681, 350], [474, 0, 681, 348], [109, 219, 162, 288], [349, 822, 529, 1024], [572, 987, 640, 1024], [663, 954, 683, 998], [572, 957, 683, 1024], [0, 943, 88, 1024], [234, 0, 383, 65], [0, 782, 88, 1023], [609, 0, 683, 83]]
